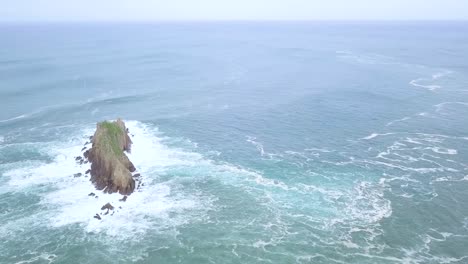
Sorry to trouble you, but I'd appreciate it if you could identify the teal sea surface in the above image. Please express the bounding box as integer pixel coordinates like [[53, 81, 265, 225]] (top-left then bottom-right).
[[1, 22, 468, 263]]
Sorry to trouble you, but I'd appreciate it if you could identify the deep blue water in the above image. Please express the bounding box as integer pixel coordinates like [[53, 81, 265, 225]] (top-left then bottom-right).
[[1, 22, 468, 263]]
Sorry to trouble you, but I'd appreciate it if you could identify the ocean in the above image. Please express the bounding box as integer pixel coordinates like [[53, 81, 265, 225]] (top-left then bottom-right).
[[1, 21, 468, 263]]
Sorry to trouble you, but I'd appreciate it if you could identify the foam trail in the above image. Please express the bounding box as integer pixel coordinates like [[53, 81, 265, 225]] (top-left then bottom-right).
[[304, 148, 333, 153], [434, 102, 468, 112], [386, 116, 411, 126], [362, 133, 396, 140], [409, 70, 451, 91], [409, 79, 440, 91], [362, 133, 379, 140], [427, 147, 457, 155], [0, 114, 27, 123], [0, 106, 58, 124], [246, 136, 266, 156], [433, 176, 468, 183], [362, 132, 465, 141]]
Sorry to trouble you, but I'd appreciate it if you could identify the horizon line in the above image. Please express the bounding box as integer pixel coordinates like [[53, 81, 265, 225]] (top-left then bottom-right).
[[1, 19, 468, 24]]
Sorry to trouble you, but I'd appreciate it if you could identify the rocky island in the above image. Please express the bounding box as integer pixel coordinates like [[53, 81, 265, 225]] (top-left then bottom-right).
[[84, 119, 136, 195], [75, 119, 143, 220]]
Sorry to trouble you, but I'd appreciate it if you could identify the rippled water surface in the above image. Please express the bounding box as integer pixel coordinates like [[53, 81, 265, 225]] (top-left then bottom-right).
[[1, 22, 468, 263]]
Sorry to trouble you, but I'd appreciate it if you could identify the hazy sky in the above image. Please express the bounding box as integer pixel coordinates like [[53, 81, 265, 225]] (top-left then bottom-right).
[[2, 0, 468, 22]]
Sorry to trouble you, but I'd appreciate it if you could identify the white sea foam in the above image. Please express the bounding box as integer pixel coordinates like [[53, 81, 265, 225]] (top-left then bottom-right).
[[344, 181, 392, 224], [297, 183, 345, 201], [409, 79, 441, 90], [0, 114, 27, 123], [386, 116, 412, 126], [252, 239, 273, 250], [0, 135, 4, 143], [362, 132, 465, 143], [426, 147, 457, 155], [433, 175, 468, 183], [13, 252, 57, 264], [409, 70, 451, 91], [284, 150, 310, 159], [246, 136, 265, 156], [362, 133, 379, 140], [357, 129, 465, 177], [361, 132, 396, 140], [5, 141, 86, 188], [434, 101, 468, 113], [304, 147, 334, 153], [245, 136, 283, 160]]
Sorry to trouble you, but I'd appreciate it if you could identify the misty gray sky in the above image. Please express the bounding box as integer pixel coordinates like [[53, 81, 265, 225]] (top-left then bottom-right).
[[2, 0, 468, 22]]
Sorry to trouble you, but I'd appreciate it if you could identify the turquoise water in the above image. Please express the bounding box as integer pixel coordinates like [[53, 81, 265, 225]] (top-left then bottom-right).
[[1, 22, 468, 263]]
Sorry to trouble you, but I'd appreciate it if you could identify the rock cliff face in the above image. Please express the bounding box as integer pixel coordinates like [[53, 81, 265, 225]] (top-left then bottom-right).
[[85, 119, 136, 195]]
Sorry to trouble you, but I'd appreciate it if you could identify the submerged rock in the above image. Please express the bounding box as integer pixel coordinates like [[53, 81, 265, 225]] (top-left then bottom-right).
[[101, 203, 114, 211], [93, 214, 101, 220], [87, 119, 136, 195]]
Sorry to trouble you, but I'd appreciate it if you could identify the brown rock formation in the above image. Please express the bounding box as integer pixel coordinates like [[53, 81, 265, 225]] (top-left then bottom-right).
[[101, 203, 114, 210], [87, 119, 136, 195]]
